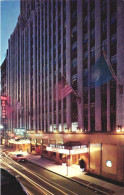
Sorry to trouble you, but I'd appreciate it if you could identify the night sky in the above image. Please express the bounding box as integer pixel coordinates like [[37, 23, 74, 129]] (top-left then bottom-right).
[[1, 0, 20, 65]]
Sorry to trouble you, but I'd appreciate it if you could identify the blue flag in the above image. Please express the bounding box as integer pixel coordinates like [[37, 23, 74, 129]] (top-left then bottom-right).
[[90, 55, 113, 88]]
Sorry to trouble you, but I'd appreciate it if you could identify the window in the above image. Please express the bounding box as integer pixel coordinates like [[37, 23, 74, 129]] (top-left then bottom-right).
[[72, 10, 77, 20], [83, 33, 88, 43], [72, 58, 77, 68], [72, 42, 77, 51], [72, 74, 77, 83], [110, 12, 117, 24], [91, 28, 95, 40], [84, 15, 88, 25], [91, 47, 95, 58], [83, 69, 88, 87], [101, 0, 107, 12], [91, 10, 95, 21], [102, 19, 107, 32], [111, 55, 117, 65], [102, 39, 107, 52], [84, 51, 88, 59], [72, 25, 77, 34], [111, 34, 117, 45]]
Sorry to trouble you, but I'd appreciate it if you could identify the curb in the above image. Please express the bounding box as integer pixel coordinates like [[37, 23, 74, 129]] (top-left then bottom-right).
[[26, 159, 108, 195]]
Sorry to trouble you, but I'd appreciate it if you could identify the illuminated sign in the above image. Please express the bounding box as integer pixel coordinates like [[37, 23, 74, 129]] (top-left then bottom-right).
[[1, 100, 7, 119], [106, 160, 112, 167], [1, 96, 7, 100], [14, 129, 26, 135], [46, 145, 88, 155], [9, 139, 30, 144]]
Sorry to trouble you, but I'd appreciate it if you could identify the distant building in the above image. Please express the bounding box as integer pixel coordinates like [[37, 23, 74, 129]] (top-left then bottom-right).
[[4, 0, 124, 183], [1, 57, 8, 130], [1, 58, 7, 96]]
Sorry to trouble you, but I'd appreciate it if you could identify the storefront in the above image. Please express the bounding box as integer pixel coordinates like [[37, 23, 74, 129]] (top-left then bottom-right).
[[9, 139, 31, 152], [45, 143, 88, 167]]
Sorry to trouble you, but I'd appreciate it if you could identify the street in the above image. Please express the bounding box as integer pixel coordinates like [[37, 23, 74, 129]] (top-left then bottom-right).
[[0, 148, 105, 195]]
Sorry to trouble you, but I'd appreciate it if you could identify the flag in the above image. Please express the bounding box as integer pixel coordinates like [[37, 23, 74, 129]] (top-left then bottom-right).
[[56, 77, 74, 101], [90, 55, 113, 88]]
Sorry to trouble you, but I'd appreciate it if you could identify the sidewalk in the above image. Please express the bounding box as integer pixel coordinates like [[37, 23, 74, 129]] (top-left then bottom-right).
[[26, 154, 124, 195]]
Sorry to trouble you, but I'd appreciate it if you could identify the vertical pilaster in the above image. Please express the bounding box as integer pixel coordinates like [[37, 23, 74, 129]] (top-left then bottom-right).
[[24, 28, 26, 129], [28, 22, 31, 130], [117, 0, 124, 129], [77, 0, 83, 128], [33, 13, 36, 130], [95, 0, 101, 131], [88, 0, 91, 131], [107, 0, 111, 131], [66, 0, 71, 129]]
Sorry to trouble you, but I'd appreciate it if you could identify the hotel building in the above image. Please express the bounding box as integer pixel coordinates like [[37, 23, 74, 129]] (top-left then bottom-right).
[[3, 0, 124, 183]]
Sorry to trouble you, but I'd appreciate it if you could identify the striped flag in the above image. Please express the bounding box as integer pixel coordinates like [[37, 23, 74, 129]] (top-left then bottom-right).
[[56, 77, 74, 101]]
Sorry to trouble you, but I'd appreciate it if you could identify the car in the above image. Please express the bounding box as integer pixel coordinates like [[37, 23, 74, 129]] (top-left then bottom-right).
[[9, 153, 26, 162]]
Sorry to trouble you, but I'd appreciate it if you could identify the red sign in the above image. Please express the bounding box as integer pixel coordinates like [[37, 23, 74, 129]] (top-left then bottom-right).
[[1, 99, 7, 119], [1, 96, 7, 100]]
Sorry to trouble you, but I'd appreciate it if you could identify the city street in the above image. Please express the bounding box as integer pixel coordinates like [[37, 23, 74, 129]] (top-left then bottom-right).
[[0, 148, 105, 195]]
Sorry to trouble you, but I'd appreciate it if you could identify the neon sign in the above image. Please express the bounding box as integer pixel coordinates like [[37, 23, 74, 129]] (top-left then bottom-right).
[[14, 129, 26, 135]]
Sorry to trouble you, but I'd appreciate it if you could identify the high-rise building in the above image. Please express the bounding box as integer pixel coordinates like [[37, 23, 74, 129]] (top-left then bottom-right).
[[4, 0, 124, 183], [6, 0, 124, 133], [1, 57, 8, 130]]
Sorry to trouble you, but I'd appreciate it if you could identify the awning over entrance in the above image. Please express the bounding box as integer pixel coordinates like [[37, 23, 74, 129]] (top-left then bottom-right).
[[46, 142, 88, 155]]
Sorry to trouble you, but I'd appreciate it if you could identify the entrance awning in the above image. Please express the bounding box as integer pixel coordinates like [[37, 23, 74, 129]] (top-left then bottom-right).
[[46, 144, 88, 155]]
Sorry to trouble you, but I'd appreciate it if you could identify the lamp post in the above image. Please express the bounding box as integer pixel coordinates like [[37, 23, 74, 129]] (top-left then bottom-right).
[[116, 125, 122, 132]]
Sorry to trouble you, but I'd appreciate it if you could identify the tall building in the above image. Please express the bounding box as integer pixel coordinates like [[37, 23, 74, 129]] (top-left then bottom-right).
[[1, 57, 8, 130], [4, 0, 124, 183], [7, 0, 124, 133]]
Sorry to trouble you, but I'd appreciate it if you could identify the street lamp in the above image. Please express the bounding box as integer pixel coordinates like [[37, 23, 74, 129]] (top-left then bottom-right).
[[116, 125, 122, 132]]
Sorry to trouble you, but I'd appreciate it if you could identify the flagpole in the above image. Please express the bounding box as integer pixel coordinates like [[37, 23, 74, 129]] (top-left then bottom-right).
[[102, 49, 123, 94]]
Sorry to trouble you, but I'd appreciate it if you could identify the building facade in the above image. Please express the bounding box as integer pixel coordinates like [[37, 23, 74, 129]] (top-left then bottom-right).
[[4, 0, 124, 183], [1, 57, 8, 130], [6, 0, 124, 133]]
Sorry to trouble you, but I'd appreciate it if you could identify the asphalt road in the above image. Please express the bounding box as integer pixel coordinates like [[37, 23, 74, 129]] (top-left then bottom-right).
[[0, 150, 105, 195]]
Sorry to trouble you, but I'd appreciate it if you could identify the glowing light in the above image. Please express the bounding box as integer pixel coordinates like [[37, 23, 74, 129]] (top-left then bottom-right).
[[46, 145, 88, 155], [0, 125, 4, 129], [106, 160, 112, 167], [9, 139, 30, 144], [116, 125, 122, 132]]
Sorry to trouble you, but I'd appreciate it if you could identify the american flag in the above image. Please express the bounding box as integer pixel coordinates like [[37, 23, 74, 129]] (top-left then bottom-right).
[[56, 77, 74, 101]]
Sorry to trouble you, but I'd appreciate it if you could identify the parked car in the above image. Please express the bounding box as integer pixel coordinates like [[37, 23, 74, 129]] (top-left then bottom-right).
[[9, 153, 26, 162]]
